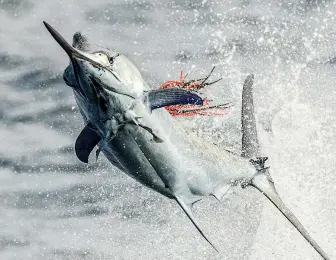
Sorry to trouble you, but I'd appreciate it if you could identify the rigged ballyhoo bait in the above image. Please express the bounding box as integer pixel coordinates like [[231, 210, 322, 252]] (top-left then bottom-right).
[[43, 21, 332, 260]]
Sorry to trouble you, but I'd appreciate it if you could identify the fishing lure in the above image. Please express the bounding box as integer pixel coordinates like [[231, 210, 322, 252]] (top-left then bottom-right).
[[159, 67, 232, 116]]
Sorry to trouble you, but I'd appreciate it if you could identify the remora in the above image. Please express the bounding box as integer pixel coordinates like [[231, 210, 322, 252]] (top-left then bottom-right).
[[43, 21, 332, 260]]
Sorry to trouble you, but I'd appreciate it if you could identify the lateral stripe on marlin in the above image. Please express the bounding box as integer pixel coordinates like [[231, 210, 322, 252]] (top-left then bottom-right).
[[43, 21, 332, 260]]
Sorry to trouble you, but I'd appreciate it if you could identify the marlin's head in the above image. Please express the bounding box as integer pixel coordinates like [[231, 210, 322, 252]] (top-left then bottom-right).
[[43, 21, 147, 106]]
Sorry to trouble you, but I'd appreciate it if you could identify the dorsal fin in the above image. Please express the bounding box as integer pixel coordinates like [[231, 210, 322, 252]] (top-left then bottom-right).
[[241, 74, 260, 158], [145, 88, 203, 112]]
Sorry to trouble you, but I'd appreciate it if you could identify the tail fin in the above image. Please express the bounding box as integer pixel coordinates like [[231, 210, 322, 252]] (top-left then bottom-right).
[[175, 196, 218, 252], [241, 74, 260, 158], [251, 172, 331, 260], [240, 74, 331, 260]]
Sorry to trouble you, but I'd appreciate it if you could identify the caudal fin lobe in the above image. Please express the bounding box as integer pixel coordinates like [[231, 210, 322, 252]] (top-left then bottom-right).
[[175, 196, 219, 252], [251, 173, 331, 260], [241, 74, 260, 158]]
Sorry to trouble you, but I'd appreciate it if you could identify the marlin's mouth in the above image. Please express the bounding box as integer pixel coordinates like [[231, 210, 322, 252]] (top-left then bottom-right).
[[44, 21, 132, 100], [43, 21, 104, 69], [44, 21, 104, 100]]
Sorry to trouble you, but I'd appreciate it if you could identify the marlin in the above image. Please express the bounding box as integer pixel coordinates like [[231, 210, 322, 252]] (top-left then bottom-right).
[[43, 21, 332, 260]]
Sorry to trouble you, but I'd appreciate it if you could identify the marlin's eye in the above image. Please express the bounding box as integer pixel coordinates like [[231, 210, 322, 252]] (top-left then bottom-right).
[[109, 56, 114, 64], [108, 53, 120, 65]]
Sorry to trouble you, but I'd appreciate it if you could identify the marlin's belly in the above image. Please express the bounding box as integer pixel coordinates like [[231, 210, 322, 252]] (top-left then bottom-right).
[[102, 127, 175, 198], [102, 122, 218, 198], [102, 106, 253, 198]]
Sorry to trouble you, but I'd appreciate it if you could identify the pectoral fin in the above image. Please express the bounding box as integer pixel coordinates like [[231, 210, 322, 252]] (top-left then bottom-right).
[[75, 123, 101, 163], [145, 88, 203, 112], [175, 195, 218, 252]]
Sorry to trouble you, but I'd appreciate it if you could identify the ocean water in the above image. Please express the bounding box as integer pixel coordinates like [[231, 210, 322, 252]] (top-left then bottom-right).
[[0, 0, 335, 259]]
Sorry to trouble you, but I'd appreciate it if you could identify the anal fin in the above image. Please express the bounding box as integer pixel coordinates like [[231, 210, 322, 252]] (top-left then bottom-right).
[[175, 195, 218, 252]]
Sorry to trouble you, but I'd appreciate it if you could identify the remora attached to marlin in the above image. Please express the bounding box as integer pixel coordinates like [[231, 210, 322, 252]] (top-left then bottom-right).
[[43, 21, 332, 260]]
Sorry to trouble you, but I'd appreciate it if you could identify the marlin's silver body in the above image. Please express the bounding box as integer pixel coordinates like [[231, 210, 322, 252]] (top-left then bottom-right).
[[67, 45, 255, 201], [44, 22, 332, 260], [104, 97, 254, 199], [89, 72, 254, 200]]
